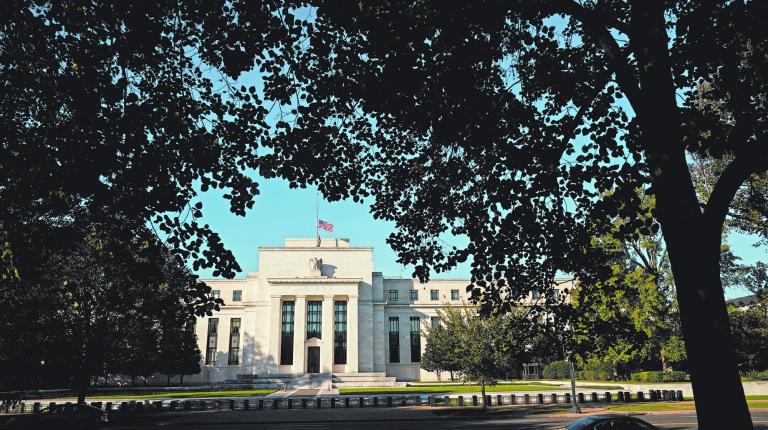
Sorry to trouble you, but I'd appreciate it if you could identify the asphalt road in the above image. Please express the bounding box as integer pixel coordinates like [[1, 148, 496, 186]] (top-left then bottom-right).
[[106, 409, 768, 430]]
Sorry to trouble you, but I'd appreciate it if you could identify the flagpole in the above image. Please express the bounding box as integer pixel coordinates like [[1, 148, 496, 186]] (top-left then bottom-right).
[[316, 190, 320, 247]]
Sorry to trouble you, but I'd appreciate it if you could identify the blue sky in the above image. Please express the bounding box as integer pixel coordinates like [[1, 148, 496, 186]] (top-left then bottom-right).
[[193, 176, 764, 300]]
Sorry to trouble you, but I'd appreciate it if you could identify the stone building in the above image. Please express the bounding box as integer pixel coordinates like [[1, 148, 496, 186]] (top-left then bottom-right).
[[187, 237, 573, 387]]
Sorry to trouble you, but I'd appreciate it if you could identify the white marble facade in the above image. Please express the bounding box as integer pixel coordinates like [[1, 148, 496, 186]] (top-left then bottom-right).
[[187, 238, 574, 383]]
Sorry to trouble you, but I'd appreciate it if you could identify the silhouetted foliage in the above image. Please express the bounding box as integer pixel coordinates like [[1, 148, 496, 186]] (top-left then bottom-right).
[[252, 3, 767, 428]]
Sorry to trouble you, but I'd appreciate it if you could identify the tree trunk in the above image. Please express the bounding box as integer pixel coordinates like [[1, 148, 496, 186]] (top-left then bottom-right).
[[628, 2, 753, 427], [481, 381, 487, 411]]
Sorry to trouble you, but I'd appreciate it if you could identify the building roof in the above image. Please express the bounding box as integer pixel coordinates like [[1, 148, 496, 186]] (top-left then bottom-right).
[[727, 294, 759, 308]]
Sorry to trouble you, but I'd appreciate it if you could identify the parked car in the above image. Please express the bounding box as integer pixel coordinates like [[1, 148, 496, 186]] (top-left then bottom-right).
[[565, 414, 659, 430], [2, 403, 108, 429]]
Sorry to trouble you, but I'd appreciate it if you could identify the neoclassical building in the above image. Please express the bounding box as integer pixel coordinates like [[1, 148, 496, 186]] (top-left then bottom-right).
[[187, 237, 573, 386]]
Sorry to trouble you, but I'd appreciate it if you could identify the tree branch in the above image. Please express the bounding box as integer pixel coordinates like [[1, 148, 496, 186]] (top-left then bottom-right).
[[543, 0, 643, 113], [705, 156, 759, 232]]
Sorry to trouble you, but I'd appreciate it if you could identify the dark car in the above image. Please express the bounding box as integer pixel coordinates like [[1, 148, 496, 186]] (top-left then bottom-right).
[[564, 414, 659, 430], [2, 403, 108, 430]]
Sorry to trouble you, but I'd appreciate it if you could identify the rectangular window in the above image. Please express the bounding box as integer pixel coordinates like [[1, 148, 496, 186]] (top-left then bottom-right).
[[212, 290, 221, 300], [451, 290, 459, 300], [410, 317, 421, 362], [280, 301, 295, 365], [388, 290, 398, 302], [410, 290, 418, 301], [389, 317, 400, 363], [334, 301, 348, 364], [431, 316, 440, 328], [205, 318, 218, 365], [232, 290, 242, 302], [228, 318, 241, 365], [430, 290, 439, 301], [307, 300, 322, 339]]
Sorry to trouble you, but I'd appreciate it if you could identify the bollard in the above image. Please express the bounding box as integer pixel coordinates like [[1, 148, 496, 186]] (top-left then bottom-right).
[[258, 399, 264, 410], [387, 397, 393, 407], [301, 399, 307, 409], [497, 394, 503, 406], [604, 392, 612, 403], [458, 396, 464, 406], [538, 394, 545, 404], [591, 392, 598, 403], [472, 395, 478, 406], [330, 398, 335, 409], [287, 399, 293, 409], [509, 394, 516, 405], [551, 393, 558, 404], [169, 400, 177, 411], [624, 392, 632, 402], [444, 396, 451, 406], [273, 399, 279, 410], [154, 401, 163, 411], [578, 393, 585, 404], [19, 403, 24, 413], [244, 399, 250, 410], [524, 394, 531, 404], [229, 399, 235, 410], [374, 397, 379, 407], [360, 397, 365, 408], [662, 390, 669, 401], [617, 391, 625, 402], [485, 395, 492, 407], [676, 390, 684, 401], [316, 398, 321, 409], [565, 393, 571, 404], [428, 396, 435, 407], [345, 397, 350, 408], [400, 396, 407, 407], [649, 390, 656, 401], [33, 402, 41, 413], [637, 392, 645, 402]]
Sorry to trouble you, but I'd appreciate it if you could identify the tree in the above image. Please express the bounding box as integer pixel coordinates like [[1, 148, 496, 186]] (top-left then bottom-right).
[[419, 324, 462, 381], [0, 216, 218, 404], [423, 305, 529, 409], [254, 3, 767, 427]]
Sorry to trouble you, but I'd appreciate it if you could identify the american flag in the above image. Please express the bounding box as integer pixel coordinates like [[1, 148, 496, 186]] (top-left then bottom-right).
[[317, 220, 334, 232]]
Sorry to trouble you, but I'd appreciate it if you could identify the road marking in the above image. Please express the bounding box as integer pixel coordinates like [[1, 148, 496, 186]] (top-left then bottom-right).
[[267, 424, 328, 430]]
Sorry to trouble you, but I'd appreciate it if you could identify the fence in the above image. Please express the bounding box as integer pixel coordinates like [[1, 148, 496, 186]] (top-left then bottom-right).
[[0, 389, 686, 415]]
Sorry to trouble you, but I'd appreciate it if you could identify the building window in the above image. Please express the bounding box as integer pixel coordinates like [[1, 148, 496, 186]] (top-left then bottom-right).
[[431, 316, 440, 328], [334, 301, 347, 364], [205, 318, 218, 365], [451, 290, 459, 301], [228, 318, 241, 365], [280, 301, 295, 365], [212, 290, 221, 300], [307, 300, 322, 339], [410, 290, 418, 301], [388, 290, 398, 302], [430, 290, 439, 301], [388, 317, 400, 363], [232, 290, 242, 302], [410, 317, 421, 363]]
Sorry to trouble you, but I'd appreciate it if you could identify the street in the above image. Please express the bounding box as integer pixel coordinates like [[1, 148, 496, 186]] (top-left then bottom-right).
[[107, 409, 768, 429]]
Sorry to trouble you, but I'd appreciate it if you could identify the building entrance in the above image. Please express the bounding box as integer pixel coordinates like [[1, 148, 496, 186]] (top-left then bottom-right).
[[307, 346, 320, 373]]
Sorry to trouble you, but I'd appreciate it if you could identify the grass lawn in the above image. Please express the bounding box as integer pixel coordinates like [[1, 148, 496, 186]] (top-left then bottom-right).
[[605, 400, 768, 412], [339, 384, 567, 395], [73, 389, 277, 400]]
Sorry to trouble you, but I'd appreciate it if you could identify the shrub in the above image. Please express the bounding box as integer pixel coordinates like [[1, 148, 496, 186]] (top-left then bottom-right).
[[542, 360, 570, 379], [630, 371, 690, 382], [576, 370, 613, 381], [744, 370, 768, 381]]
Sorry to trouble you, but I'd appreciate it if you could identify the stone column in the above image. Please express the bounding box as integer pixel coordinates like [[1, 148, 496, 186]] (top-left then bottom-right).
[[321, 296, 334, 372], [292, 297, 307, 374], [347, 296, 359, 373], [268, 296, 281, 373]]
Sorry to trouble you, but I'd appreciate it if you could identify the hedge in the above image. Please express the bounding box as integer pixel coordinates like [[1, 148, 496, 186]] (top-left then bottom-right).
[[542, 360, 570, 379], [630, 371, 690, 382], [576, 370, 613, 381]]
